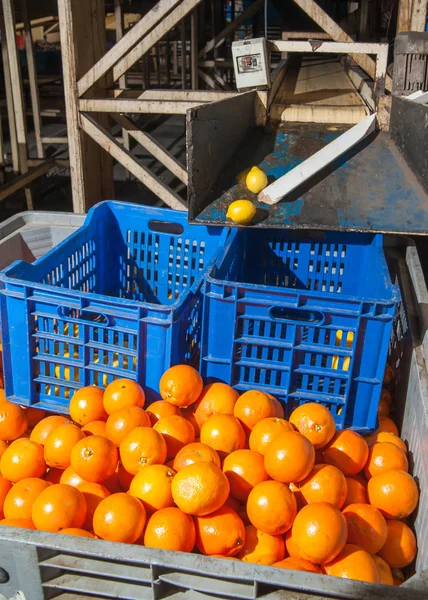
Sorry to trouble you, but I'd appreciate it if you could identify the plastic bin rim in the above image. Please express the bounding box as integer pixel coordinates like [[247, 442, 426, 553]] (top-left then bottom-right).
[[204, 229, 401, 305], [0, 201, 232, 312]]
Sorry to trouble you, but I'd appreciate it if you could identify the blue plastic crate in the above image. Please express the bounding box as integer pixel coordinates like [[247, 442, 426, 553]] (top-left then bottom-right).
[[0, 201, 229, 412], [201, 229, 400, 433]]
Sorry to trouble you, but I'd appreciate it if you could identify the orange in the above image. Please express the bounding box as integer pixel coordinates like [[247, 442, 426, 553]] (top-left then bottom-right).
[[273, 557, 322, 573], [298, 463, 347, 509], [193, 383, 239, 427], [289, 403, 336, 449], [383, 364, 394, 385], [367, 469, 419, 519], [376, 417, 399, 436], [24, 407, 47, 429], [264, 431, 315, 483], [377, 397, 390, 418], [0, 440, 8, 461], [171, 462, 229, 516], [145, 400, 180, 425], [343, 476, 368, 507], [103, 378, 145, 415], [291, 502, 347, 564], [247, 480, 297, 535], [0, 401, 28, 441], [364, 431, 407, 453], [153, 414, 195, 459], [222, 449, 268, 502], [30, 415, 71, 446], [248, 417, 294, 456], [77, 481, 110, 530], [45, 468, 63, 484], [237, 524, 285, 565], [380, 388, 393, 405], [0, 476, 12, 518], [93, 492, 146, 543], [342, 503, 387, 553], [200, 414, 246, 460], [100, 471, 122, 494], [233, 390, 276, 433], [159, 365, 203, 408], [118, 464, 133, 490], [377, 520, 417, 568], [119, 427, 167, 475], [172, 442, 220, 471], [285, 529, 302, 558], [82, 420, 107, 437], [144, 507, 196, 552], [225, 495, 250, 526], [105, 406, 151, 447], [195, 505, 245, 557], [323, 544, 380, 583], [70, 435, 118, 483], [372, 554, 393, 585], [44, 423, 85, 469], [129, 464, 175, 513], [0, 518, 35, 529], [60, 466, 85, 487], [1, 439, 46, 482], [267, 394, 285, 419], [32, 484, 86, 532], [323, 430, 368, 476], [69, 386, 107, 426], [60, 528, 95, 538], [181, 407, 201, 438], [3, 477, 50, 520], [392, 568, 405, 586], [363, 442, 408, 479]]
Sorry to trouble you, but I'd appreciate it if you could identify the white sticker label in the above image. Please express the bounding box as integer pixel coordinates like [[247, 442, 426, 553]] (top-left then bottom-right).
[[236, 53, 263, 74]]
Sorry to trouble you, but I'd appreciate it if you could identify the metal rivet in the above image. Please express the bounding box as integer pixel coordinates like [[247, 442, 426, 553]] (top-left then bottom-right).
[[0, 568, 9, 583]]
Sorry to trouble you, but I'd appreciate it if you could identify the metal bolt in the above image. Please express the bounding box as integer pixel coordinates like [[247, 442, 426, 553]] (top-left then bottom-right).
[[0, 568, 9, 584]]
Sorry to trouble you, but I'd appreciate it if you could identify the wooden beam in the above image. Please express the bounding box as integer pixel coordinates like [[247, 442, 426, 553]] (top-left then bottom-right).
[[21, 0, 44, 160], [79, 98, 205, 114], [359, 0, 369, 39], [199, 59, 233, 68], [191, 9, 198, 89], [113, 0, 202, 83], [111, 114, 188, 184], [343, 60, 375, 111], [77, 0, 184, 97], [80, 114, 187, 211], [0, 160, 54, 202], [259, 114, 376, 205], [0, 105, 4, 184], [289, 0, 392, 91], [180, 20, 186, 90], [3, 0, 32, 209], [272, 41, 388, 54], [139, 90, 235, 101], [40, 137, 68, 144], [15, 16, 56, 30], [0, 10, 19, 174], [115, 0, 130, 179], [410, 0, 427, 31], [197, 68, 219, 89], [199, 0, 264, 58], [396, 0, 411, 33], [281, 31, 330, 40]]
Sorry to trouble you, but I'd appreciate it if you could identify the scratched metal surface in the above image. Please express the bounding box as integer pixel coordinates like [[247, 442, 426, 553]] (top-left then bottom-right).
[[193, 124, 428, 234]]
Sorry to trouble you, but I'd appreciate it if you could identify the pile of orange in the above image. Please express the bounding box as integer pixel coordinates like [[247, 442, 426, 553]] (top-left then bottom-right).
[[0, 363, 419, 587]]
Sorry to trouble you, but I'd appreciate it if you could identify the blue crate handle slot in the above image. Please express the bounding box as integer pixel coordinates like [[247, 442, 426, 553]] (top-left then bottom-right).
[[148, 220, 184, 235], [269, 306, 326, 325], [57, 306, 113, 327]]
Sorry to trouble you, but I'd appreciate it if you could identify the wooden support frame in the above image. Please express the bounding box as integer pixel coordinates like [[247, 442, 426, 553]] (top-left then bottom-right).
[[79, 98, 207, 114], [80, 114, 187, 211], [0, 9, 19, 174], [272, 40, 388, 99], [0, 159, 55, 202]]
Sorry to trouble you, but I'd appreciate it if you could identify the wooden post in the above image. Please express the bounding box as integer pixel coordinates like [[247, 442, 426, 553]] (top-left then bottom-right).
[[21, 0, 44, 159], [359, 0, 369, 40], [410, 0, 427, 31], [181, 20, 186, 89], [58, 0, 114, 213], [115, 0, 130, 179], [0, 9, 19, 174], [396, 0, 411, 33], [2, 0, 33, 209], [191, 9, 198, 89], [0, 104, 4, 184]]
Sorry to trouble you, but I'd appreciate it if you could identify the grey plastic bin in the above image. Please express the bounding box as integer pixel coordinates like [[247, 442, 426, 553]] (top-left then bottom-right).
[[0, 241, 426, 600]]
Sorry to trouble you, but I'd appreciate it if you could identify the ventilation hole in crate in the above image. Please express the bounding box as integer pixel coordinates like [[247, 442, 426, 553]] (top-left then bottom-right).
[[339, 380, 347, 395], [301, 327, 309, 343]]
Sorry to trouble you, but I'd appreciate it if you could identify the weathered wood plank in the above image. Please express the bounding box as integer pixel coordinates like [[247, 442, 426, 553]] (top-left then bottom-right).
[[79, 98, 205, 114], [0, 9, 19, 173], [0, 160, 54, 202]]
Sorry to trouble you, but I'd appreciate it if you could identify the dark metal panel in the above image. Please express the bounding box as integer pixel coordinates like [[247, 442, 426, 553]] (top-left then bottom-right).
[[186, 91, 259, 221], [390, 96, 428, 194]]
